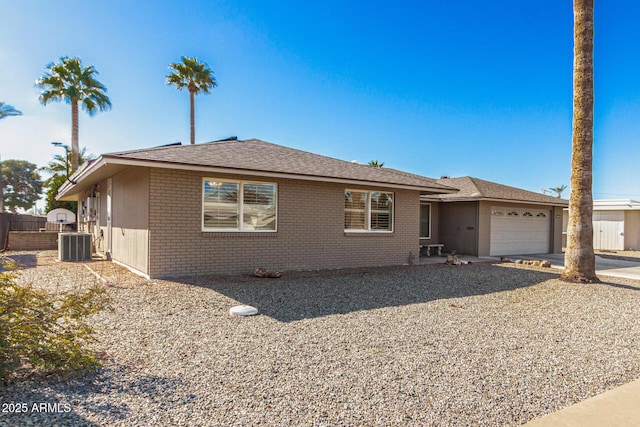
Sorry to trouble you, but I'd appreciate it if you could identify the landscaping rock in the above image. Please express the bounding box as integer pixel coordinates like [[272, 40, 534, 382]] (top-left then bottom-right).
[[3, 250, 640, 427]]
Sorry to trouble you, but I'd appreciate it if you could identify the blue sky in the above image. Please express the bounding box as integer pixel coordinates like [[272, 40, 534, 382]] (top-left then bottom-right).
[[1, 0, 639, 199]]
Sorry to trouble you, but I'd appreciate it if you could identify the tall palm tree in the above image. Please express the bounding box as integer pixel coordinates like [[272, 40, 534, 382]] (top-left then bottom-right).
[[42, 147, 92, 213], [36, 57, 111, 171], [368, 160, 385, 168], [0, 102, 23, 211], [562, 0, 598, 283], [0, 102, 22, 120], [166, 56, 217, 145]]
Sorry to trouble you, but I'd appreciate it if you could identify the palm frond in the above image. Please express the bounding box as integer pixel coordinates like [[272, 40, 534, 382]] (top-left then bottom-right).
[[0, 102, 23, 119], [166, 56, 217, 95], [36, 57, 111, 110]]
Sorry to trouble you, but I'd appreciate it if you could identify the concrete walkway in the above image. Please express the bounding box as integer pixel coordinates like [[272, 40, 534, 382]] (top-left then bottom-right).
[[523, 379, 640, 426]]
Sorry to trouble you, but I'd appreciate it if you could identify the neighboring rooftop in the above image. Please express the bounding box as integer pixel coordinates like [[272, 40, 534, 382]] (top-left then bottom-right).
[[593, 199, 640, 210], [58, 139, 458, 199], [424, 176, 568, 206]]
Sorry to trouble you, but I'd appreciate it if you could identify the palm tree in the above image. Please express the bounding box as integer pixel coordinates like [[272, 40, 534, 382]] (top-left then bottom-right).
[[368, 160, 385, 168], [0, 102, 23, 211], [562, 0, 598, 283], [549, 184, 568, 198], [42, 147, 92, 213], [166, 56, 217, 145], [0, 102, 22, 120], [36, 57, 111, 171]]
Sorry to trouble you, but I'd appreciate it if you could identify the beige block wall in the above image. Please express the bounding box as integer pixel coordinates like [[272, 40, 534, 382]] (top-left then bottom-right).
[[477, 201, 492, 256], [625, 211, 640, 250], [7, 232, 58, 250], [146, 168, 420, 278]]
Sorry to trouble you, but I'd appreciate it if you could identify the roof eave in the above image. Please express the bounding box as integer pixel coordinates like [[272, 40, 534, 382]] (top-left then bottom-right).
[[422, 195, 568, 207], [56, 157, 108, 200], [60, 155, 457, 196], [592, 206, 640, 211]]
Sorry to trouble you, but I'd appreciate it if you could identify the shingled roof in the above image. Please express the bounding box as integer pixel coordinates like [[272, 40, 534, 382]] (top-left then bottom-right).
[[426, 176, 568, 206], [58, 139, 457, 198]]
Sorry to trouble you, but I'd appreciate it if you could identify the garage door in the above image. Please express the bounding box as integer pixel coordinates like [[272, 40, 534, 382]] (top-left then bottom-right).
[[593, 211, 624, 250], [490, 207, 551, 256]]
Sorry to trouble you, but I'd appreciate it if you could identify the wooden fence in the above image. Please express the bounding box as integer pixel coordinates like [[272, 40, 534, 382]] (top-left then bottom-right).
[[0, 213, 48, 250]]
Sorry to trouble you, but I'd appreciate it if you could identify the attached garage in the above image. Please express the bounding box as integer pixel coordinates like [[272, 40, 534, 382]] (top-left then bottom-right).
[[490, 207, 551, 256], [423, 177, 567, 257]]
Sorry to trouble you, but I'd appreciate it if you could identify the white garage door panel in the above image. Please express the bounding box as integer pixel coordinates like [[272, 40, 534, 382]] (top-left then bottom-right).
[[490, 208, 551, 256]]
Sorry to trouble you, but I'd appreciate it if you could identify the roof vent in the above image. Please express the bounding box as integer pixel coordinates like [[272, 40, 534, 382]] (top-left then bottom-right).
[[440, 175, 450, 179], [216, 136, 238, 142], [159, 142, 182, 147]]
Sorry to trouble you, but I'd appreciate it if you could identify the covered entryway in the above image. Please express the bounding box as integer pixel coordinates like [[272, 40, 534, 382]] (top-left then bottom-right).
[[490, 207, 551, 256], [593, 211, 624, 250]]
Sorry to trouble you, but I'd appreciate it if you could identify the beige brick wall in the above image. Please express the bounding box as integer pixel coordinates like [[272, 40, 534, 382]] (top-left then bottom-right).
[[478, 201, 492, 256], [147, 168, 420, 277]]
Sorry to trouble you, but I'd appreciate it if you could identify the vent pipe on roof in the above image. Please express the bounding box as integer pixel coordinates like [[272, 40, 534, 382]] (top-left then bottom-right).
[[440, 176, 450, 179]]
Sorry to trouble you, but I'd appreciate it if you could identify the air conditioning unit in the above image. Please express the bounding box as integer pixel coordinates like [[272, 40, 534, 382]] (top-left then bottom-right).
[[58, 233, 92, 261]]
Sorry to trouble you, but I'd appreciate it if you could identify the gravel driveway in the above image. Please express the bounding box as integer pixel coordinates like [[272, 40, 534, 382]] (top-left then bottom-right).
[[2, 251, 640, 426]]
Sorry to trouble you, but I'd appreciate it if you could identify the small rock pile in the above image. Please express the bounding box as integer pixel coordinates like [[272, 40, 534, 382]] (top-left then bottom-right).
[[253, 267, 282, 278], [501, 257, 552, 268]]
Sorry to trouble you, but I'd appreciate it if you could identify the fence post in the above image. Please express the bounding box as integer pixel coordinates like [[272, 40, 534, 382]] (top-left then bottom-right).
[[0, 213, 9, 251]]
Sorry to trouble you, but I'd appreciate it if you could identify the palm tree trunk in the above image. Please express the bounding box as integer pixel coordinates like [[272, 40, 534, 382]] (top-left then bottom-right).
[[562, 0, 598, 283], [71, 100, 80, 171], [189, 88, 196, 145]]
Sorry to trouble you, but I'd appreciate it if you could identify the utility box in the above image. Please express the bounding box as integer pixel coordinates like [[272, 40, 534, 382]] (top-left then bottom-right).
[[58, 233, 92, 261]]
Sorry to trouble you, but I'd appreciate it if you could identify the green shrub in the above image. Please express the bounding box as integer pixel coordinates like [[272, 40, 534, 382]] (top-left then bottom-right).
[[0, 259, 112, 382]]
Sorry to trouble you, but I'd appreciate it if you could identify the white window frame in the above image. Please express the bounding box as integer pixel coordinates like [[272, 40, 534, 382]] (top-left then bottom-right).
[[202, 178, 277, 232], [344, 189, 394, 233]]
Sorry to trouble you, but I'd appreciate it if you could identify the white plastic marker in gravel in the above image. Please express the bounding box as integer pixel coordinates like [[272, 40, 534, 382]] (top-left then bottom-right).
[[229, 305, 258, 316]]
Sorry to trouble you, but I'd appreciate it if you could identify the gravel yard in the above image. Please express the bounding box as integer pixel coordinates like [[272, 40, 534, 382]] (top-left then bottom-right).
[[2, 250, 640, 426]]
